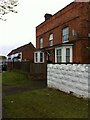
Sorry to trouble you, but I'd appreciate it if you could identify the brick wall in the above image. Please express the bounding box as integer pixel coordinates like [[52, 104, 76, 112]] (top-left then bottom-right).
[[36, 2, 89, 47], [47, 64, 90, 98], [22, 44, 35, 62], [36, 2, 90, 63]]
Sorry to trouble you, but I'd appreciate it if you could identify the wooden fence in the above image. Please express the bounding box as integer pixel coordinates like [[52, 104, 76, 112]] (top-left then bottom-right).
[[7, 61, 47, 80]]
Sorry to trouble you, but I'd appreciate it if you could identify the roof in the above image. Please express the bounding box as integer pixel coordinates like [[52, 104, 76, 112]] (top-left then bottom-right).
[[7, 42, 35, 56], [36, 1, 81, 28]]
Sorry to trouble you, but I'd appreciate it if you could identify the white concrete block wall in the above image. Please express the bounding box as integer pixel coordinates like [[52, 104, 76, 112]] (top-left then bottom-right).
[[47, 64, 90, 98]]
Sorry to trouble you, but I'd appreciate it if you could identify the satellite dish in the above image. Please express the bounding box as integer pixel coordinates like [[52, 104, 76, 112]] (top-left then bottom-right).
[[72, 29, 79, 38], [88, 33, 90, 37]]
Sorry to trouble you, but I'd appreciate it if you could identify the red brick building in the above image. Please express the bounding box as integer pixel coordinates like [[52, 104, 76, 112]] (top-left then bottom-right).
[[34, 2, 90, 63], [8, 42, 36, 62]]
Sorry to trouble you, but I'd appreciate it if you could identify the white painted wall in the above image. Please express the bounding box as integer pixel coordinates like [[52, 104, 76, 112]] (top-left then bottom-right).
[[47, 64, 90, 98], [8, 52, 22, 62]]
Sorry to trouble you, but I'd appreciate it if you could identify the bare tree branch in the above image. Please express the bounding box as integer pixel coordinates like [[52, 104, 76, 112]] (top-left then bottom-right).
[[0, 0, 18, 20]]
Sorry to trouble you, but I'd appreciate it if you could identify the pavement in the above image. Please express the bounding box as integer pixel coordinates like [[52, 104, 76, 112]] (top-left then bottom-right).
[[0, 93, 2, 120], [0, 73, 2, 120]]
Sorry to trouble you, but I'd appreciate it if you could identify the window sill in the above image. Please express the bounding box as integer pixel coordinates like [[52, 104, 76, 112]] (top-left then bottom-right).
[[62, 40, 69, 43]]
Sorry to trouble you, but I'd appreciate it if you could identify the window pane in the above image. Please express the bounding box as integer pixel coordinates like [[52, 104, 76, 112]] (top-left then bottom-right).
[[49, 40, 53, 46], [66, 57, 70, 62], [57, 56, 62, 63], [35, 53, 38, 62], [56, 49, 62, 63], [63, 35, 68, 41], [57, 49, 61, 56], [49, 34, 53, 46], [66, 48, 70, 56], [40, 52, 43, 62], [49, 34, 53, 40], [40, 38, 43, 48], [62, 27, 69, 42], [35, 53, 37, 57], [66, 48, 70, 62], [40, 52, 43, 57]]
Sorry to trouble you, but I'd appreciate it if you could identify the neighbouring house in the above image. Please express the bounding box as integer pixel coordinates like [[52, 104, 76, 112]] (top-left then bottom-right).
[[7, 42, 36, 62], [34, 2, 90, 64]]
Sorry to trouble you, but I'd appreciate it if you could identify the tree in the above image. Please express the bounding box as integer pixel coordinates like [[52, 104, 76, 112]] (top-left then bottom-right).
[[0, 55, 7, 60], [0, 0, 18, 21]]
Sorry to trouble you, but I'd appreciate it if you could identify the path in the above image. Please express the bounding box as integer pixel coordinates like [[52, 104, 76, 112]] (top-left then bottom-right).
[[2, 72, 47, 118], [0, 93, 2, 120], [0, 73, 2, 120], [2, 81, 47, 96]]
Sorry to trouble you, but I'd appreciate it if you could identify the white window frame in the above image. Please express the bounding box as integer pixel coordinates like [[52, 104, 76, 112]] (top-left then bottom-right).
[[56, 48, 62, 63], [34, 51, 44, 63], [62, 27, 69, 43], [55, 46, 72, 63], [49, 33, 53, 46], [34, 52, 38, 63], [40, 38, 43, 48]]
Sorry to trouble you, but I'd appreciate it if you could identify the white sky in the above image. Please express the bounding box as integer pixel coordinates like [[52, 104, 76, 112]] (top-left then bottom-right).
[[0, 0, 74, 56]]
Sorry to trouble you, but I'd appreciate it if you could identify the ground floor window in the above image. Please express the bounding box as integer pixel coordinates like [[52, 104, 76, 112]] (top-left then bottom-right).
[[56, 49, 62, 63], [66, 48, 70, 62], [55, 46, 72, 63], [34, 51, 44, 63], [35, 52, 38, 63], [40, 52, 43, 62]]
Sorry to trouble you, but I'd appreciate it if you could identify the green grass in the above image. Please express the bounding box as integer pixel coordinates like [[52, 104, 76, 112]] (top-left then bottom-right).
[[2, 71, 89, 118], [3, 88, 88, 118], [2, 71, 46, 88], [2, 71, 30, 87]]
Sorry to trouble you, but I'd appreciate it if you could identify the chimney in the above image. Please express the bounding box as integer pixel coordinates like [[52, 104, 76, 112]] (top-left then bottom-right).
[[44, 13, 52, 21]]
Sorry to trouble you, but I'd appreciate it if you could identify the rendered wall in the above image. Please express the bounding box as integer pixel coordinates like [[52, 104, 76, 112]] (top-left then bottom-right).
[[47, 64, 90, 98]]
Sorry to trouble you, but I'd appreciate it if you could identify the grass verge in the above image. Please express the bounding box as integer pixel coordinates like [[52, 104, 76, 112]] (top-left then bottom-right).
[[3, 88, 88, 118]]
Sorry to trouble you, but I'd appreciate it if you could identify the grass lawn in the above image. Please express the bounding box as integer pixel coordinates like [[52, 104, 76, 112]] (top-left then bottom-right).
[[2, 71, 28, 86], [2, 71, 89, 119], [2, 71, 46, 88]]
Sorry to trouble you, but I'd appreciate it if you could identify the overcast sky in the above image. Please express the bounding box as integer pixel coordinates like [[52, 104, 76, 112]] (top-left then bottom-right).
[[0, 0, 74, 56]]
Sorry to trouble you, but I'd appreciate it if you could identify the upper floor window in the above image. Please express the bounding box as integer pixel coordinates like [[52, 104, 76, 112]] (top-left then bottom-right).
[[40, 38, 43, 48], [62, 27, 69, 43], [49, 33, 53, 46]]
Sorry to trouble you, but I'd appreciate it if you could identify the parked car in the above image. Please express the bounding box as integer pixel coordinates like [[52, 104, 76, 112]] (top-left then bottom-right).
[[2, 64, 7, 71], [0, 62, 7, 72], [0, 56, 7, 72]]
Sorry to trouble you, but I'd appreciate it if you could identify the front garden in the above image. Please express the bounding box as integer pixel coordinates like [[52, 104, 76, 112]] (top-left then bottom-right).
[[2, 71, 89, 118]]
